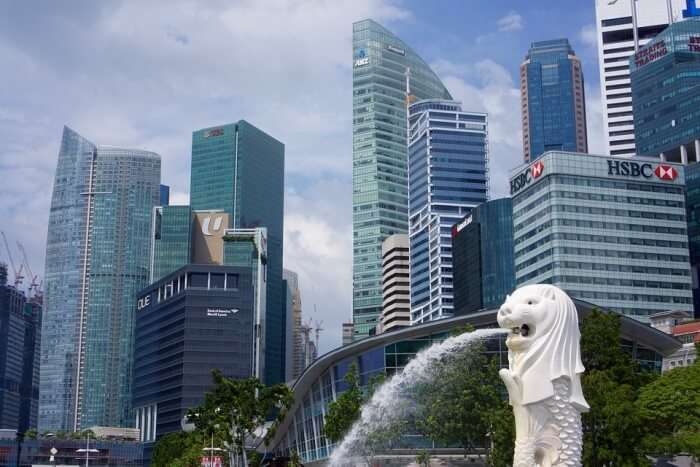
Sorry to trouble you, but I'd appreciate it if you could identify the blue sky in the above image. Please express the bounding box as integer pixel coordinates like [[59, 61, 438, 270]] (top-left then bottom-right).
[[0, 0, 605, 352]]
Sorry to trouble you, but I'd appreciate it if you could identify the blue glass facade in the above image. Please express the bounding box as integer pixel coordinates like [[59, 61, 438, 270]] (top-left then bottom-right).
[[190, 121, 285, 385], [352, 19, 452, 339], [407, 100, 488, 323], [521, 39, 587, 162], [685, 162, 700, 318], [452, 198, 515, 315], [631, 17, 700, 162], [41, 127, 160, 431], [150, 205, 192, 282], [159, 184, 170, 206]]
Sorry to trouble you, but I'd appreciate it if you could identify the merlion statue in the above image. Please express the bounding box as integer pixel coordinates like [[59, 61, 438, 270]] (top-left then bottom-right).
[[497, 284, 589, 467]]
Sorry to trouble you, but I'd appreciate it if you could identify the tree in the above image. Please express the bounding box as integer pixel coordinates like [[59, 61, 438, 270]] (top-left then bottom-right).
[[637, 345, 700, 461], [323, 362, 364, 443], [484, 399, 515, 467], [580, 309, 653, 467], [416, 331, 511, 461], [23, 429, 38, 440], [188, 370, 293, 467], [152, 431, 207, 467], [415, 450, 430, 467]]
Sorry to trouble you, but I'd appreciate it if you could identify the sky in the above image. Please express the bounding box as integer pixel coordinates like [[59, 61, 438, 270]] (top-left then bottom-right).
[[0, 0, 606, 353]]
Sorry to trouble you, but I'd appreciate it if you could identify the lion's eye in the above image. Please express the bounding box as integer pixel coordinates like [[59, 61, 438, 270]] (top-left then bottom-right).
[[527, 300, 533, 305]]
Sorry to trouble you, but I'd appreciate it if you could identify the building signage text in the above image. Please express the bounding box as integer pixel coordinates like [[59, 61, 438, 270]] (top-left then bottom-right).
[[354, 48, 369, 67], [607, 160, 677, 181], [137, 295, 150, 311], [510, 160, 544, 195], [204, 128, 224, 138], [207, 308, 239, 318], [634, 40, 667, 67], [386, 45, 405, 56]]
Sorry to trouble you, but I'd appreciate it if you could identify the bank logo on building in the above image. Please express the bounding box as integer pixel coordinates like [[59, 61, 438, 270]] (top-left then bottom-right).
[[201, 216, 224, 236], [655, 165, 678, 181], [532, 161, 544, 178], [354, 48, 369, 67]]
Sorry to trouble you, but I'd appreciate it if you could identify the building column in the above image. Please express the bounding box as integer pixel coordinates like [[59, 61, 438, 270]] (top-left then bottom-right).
[[695, 139, 700, 163], [681, 144, 689, 165], [660, 152, 666, 161]]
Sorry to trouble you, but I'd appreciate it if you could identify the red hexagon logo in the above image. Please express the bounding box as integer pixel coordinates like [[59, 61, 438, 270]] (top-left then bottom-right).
[[655, 164, 677, 181], [532, 160, 544, 178]]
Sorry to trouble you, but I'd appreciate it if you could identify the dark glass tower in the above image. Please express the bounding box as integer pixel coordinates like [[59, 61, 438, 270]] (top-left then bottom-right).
[[686, 162, 700, 318], [190, 121, 285, 384], [41, 127, 161, 431], [520, 39, 587, 162], [352, 19, 452, 340], [452, 198, 515, 315]]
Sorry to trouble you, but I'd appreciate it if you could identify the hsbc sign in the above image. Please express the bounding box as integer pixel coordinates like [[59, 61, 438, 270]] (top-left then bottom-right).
[[510, 160, 545, 195], [607, 160, 678, 181]]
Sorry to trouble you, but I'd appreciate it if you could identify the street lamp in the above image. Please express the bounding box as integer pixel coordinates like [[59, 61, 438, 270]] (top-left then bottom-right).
[[75, 432, 98, 467]]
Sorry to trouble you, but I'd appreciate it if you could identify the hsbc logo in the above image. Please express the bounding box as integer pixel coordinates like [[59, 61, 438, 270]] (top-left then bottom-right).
[[510, 160, 545, 195], [655, 164, 677, 180], [607, 160, 678, 181]]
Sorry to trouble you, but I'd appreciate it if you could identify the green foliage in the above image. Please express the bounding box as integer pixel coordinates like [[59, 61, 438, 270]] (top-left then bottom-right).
[[23, 429, 38, 440], [188, 369, 293, 461], [323, 362, 364, 443], [484, 400, 515, 467], [637, 357, 700, 460], [415, 450, 430, 467], [580, 309, 652, 467], [288, 449, 302, 467], [416, 335, 512, 460], [152, 431, 206, 467]]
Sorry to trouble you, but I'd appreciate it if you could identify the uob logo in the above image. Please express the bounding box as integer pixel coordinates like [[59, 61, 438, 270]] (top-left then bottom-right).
[[201, 216, 224, 236]]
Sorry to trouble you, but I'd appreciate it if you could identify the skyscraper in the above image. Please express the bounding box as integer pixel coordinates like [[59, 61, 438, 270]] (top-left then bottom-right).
[[452, 198, 515, 316], [283, 269, 303, 381], [521, 39, 587, 162], [190, 121, 285, 384], [630, 17, 700, 162], [41, 127, 160, 431], [407, 100, 488, 324], [0, 264, 41, 434], [352, 19, 452, 340], [595, 0, 686, 156], [379, 234, 410, 333], [150, 205, 192, 282]]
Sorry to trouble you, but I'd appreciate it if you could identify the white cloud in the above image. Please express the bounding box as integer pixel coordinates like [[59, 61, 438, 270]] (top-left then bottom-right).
[[579, 23, 598, 49], [0, 0, 409, 353], [497, 11, 524, 32], [585, 84, 607, 155]]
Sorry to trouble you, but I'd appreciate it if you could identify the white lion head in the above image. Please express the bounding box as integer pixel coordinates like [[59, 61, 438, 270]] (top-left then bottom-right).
[[497, 284, 589, 411]]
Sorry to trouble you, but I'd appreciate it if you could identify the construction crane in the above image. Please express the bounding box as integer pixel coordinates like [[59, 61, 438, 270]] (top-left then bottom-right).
[[1, 231, 24, 288], [17, 241, 40, 297]]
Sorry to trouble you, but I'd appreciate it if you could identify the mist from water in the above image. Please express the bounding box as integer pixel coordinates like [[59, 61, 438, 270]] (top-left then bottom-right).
[[328, 327, 509, 466]]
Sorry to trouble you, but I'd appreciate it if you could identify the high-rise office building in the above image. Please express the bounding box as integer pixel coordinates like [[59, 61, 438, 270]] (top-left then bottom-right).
[[190, 121, 285, 384], [511, 151, 693, 320], [631, 17, 700, 162], [352, 19, 452, 340], [41, 127, 160, 431], [379, 234, 410, 333], [0, 264, 41, 434], [520, 39, 587, 162], [452, 198, 515, 316], [133, 260, 265, 447], [407, 100, 488, 324], [685, 162, 700, 317], [283, 269, 303, 381], [595, 0, 686, 156], [150, 205, 192, 282]]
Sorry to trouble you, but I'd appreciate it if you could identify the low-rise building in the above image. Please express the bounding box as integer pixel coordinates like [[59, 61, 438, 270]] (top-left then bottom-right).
[[663, 320, 700, 371]]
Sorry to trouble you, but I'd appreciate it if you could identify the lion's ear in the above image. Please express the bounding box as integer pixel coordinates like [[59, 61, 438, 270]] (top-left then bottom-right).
[[541, 286, 557, 301]]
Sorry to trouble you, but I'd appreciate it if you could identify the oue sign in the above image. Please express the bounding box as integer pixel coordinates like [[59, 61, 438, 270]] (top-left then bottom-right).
[[137, 295, 150, 311]]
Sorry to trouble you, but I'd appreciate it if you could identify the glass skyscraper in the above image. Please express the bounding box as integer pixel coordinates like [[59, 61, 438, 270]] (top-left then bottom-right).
[[352, 19, 452, 339], [150, 205, 192, 282], [685, 162, 700, 317], [520, 39, 587, 162], [407, 100, 488, 323], [511, 151, 693, 320], [41, 127, 160, 431], [631, 17, 700, 163], [190, 121, 285, 384], [452, 198, 515, 316]]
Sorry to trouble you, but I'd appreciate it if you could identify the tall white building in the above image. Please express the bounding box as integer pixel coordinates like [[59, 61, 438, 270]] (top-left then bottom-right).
[[595, 0, 686, 156]]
